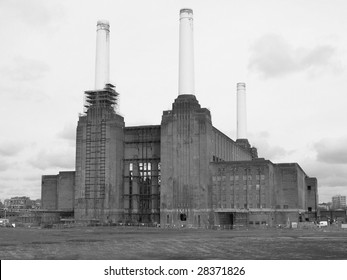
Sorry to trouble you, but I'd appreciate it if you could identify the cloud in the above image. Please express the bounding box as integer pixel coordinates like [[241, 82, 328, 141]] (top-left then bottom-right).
[[248, 34, 340, 78], [294, 153, 347, 202], [0, 183, 40, 200], [57, 124, 76, 142], [0, 160, 10, 172], [0, 85, 49, 103], [28, 149, 75, 170], [0, 141, 26, 157], [1, 56, 50, 82], [318, 186, 347, 203], [301, 159, 347, 188], [0, 0, 65, 27], [250, 131, 290, 160], [314, 136, 347, 164]]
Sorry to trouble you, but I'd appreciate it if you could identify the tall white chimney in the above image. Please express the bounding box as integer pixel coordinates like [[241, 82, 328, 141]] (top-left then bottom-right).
[[179, 9, 195, 95], [237, 82, 247, 139], [95, 20, 110, 90]]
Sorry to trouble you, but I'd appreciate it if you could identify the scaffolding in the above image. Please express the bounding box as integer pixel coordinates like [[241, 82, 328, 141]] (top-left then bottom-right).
[[84, 83, 119, 111], [83, 84, 119, 219]]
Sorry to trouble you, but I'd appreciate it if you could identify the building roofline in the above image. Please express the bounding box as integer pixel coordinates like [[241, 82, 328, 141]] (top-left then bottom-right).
[[275, 162, 308, 177], [125, 124, 161, 130], [212, 126, 236, 144], [210, 158, 273, 165]]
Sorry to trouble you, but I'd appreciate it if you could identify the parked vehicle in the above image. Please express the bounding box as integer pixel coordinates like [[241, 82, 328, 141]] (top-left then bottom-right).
[[0, 218, 10, 226], [319, 221, 328, 227]]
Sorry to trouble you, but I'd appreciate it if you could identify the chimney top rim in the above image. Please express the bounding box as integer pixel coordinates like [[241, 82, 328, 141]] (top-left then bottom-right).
[[180, 8, 193, 14], [237, 82, 246, 89], [97, 20, 110, 26]]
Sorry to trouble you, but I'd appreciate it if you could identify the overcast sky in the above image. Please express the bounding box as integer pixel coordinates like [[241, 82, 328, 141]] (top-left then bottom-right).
[[0, 0, 346, 203]]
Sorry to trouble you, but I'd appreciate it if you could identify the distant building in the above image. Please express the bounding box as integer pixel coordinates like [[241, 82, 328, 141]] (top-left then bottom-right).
[[319, 209, 347, 223], [332, 195, 346, 210], [31, 199, 41, 209], [4, 196, 32, 210], [318, 202, 331, 211]]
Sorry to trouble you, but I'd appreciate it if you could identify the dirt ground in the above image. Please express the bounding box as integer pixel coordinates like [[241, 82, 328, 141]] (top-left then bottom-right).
[[1, 226, 347, 260]]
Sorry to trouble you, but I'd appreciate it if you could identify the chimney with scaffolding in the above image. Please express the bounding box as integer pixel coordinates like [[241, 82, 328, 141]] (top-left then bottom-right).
[[84, 20, 118, 113], [74, 20, 125, 223]]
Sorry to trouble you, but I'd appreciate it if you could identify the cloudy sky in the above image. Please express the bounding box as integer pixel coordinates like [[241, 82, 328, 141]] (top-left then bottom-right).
[[0, 0, 346, 203]]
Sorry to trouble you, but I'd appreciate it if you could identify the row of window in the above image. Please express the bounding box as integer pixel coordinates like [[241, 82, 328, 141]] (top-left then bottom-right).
[[212, 174, 266, 182], [129, 162, 161, 171], [129, 162, 161, 184], [215, 184, 264, 191], [249, 221, 267, 225], [213, 203, 267, 209]]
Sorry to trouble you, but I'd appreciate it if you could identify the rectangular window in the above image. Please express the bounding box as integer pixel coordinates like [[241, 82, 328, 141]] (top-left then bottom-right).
[[244, 203, 248, 208], [230, 175, 234, 181], [283, 205, 289, 209], [248, 175, 252, 181], [235, 175, 239, 180], [129, 163, 133, 182], [212, 176, 216, 182], [256, 184, 260, 190], [308, 207, 312, 212], [307, 186, 311, 191], [261, 175, 265, 180]]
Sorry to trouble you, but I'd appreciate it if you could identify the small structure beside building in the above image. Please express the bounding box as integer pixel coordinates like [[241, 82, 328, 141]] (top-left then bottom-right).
[[4, 196, 32, 210]]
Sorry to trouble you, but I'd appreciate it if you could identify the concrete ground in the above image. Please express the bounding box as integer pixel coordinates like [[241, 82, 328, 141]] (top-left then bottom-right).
[[0, 226, 346, 259]]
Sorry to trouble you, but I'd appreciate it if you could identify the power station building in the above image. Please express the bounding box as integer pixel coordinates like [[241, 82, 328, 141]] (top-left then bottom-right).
[[41, 9, 318, 227]]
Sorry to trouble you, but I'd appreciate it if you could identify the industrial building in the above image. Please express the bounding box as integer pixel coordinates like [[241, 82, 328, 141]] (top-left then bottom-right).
[[41, 9, 318, 227], [332, 195, 346, 210]]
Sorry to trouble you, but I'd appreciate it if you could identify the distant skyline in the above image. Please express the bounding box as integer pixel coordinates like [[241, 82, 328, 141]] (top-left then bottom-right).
[[0, 0, 346, 202]]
